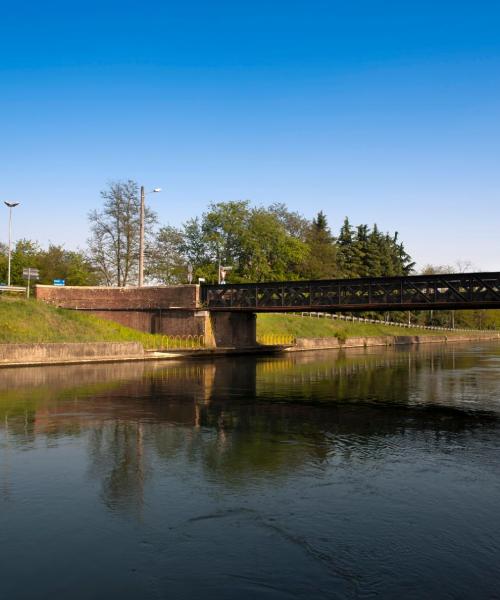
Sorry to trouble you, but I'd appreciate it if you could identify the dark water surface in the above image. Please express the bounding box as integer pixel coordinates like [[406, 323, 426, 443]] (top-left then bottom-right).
[[1, 343, 500, 599]]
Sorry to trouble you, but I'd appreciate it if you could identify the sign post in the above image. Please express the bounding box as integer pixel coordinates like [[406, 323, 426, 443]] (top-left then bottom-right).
[[22, 268, 40, 298]]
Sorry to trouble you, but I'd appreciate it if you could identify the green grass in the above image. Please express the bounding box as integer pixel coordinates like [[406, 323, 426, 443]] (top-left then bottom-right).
[[0, 297, 164, 348], [0, 298, 486, 349], [256, 313, 469, 341]]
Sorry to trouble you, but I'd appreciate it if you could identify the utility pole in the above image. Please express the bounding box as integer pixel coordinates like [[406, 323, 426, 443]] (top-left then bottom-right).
[[138, 186, 145, 287], [4, 201, 20, 287], [138, 186, 161, 287]]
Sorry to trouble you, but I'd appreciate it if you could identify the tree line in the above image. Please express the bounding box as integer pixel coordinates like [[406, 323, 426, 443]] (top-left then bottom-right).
[[1, 180, 497, 329], [1, 180, 413, 287], [89, 181, 412, 285]]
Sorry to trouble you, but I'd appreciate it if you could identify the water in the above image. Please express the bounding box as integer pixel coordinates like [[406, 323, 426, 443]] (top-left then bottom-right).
[[1, 342, 500, 599]]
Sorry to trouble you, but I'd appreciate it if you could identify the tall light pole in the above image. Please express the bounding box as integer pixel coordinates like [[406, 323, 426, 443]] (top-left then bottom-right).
[[4, 201, 20, 287], [138, 186, 161, 287]]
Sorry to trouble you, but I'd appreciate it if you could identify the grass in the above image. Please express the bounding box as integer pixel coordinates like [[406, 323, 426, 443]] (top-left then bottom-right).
[[0, 297, 165, 348], [256, 313, 470, 341], [0, 298, 487, 349]]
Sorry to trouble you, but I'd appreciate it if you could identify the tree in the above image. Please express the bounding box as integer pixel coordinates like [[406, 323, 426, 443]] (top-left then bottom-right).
[[267, 203, 310, 241], [337, 217, 363, 277], [0, 240, 97, 289], [301, 211, 338, 279], [149, 226, 187, 284], [239, 208, 308, 281], [88, 181, 157, 286], [36, 244, 98, 286]]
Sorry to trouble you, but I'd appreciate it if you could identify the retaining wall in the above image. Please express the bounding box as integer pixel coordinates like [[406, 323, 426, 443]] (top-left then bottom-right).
[[0, 342, 145, 366], [293, 333, 500, 351]]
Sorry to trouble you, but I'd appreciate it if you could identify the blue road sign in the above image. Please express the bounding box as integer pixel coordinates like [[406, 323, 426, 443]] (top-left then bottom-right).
[[53, 279, 65, 286]]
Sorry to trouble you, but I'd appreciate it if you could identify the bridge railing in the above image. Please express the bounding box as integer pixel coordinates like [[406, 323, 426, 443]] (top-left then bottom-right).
[[201, 272, 500, 311]]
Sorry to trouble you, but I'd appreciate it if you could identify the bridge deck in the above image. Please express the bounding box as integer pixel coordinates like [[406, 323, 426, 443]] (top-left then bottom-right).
[[201, 272, 500, 312]]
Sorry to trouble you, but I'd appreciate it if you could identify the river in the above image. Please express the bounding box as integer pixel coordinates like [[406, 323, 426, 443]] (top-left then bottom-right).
[[1, 342, 500, 599]]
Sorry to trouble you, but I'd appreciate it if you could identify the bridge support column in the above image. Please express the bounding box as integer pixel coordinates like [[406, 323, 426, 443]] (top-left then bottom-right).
[[208, 312, 257, 348]]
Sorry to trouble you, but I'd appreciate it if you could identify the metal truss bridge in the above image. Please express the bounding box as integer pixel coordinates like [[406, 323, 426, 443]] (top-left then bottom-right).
[[201, 272, 500, 312]]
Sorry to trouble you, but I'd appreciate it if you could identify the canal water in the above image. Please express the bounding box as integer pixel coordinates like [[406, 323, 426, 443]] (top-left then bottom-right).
[[1, 342, 500, 599]]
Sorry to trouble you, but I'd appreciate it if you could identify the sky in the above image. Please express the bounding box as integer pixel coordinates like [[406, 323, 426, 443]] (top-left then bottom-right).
[[0, 0, 499, 271]]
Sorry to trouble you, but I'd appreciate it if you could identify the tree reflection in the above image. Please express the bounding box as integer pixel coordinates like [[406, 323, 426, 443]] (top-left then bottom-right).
[[0, 342, 499, 515]]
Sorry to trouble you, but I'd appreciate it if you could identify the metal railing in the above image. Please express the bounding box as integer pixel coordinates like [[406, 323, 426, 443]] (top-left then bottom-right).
[[146, 334, 206, 351], [257, 334, 296, 346], [202, 272, 500, 312]]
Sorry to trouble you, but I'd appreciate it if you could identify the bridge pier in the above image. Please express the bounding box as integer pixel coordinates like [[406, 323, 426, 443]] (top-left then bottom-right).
[[208, 311, 257, 348]]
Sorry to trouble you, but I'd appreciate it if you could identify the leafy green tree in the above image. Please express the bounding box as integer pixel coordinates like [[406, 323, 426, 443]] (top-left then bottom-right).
[[0, 240, 97, 289], [149, 201, 415, 285], [239, 208, 308, 281], [36, 245, 98, 286], [149, 226, 187, 284], [267, 203, 310, 241]]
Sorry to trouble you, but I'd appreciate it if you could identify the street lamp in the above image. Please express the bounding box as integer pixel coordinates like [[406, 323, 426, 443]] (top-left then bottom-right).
[[4, 201, 20, 287], [138, 186, 161, 287]]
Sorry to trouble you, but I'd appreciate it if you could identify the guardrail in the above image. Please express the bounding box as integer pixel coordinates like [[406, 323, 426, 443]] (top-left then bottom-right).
[[0, 285, 28, 297], [294, 311, 483, 333]]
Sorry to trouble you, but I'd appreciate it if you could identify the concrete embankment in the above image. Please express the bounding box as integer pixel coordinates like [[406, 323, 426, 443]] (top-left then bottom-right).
[[290, 332, 500, 352], [0, 333, 498, 367], [0, 342, 144, 367]]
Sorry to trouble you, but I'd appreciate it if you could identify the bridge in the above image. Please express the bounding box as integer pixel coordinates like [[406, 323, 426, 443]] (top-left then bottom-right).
[[201, 272, 500, 312], [36, 271, 500, 348]]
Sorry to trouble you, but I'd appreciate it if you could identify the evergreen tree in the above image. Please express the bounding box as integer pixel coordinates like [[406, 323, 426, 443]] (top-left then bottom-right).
[[301, 211, 338, 279]]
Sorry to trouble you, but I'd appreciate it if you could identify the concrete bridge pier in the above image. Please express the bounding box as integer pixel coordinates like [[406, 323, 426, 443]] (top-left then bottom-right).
[[208, 311, 256, 348], [150, 310, 256, 348]]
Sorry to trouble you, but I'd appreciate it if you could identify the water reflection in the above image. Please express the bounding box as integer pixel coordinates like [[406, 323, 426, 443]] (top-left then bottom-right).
[[1, 343, 499, 511], [1, 343, 500, 599]]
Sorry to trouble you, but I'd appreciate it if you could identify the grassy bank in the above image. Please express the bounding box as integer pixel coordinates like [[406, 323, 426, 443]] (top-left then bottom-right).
[[256, 313, 477, 341], [0, 298, 163, 347], [0, 298, 492, 349]]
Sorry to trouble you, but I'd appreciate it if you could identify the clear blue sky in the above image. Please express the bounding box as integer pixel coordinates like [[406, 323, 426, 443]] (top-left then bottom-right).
[[1, 0, 499, 270]]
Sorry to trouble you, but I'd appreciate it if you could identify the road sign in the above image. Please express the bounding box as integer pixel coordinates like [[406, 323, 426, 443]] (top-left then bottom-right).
[[22, 268, 39, 280], [53, 279, 65, 286]]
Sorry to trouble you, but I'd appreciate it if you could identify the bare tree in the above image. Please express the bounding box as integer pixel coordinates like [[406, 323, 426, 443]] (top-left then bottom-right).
[[88, 180, 157, 286]]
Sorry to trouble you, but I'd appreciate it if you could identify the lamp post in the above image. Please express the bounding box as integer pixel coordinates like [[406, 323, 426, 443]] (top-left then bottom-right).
[[4, 201, 20, 287], [138, 186, 161, 287]]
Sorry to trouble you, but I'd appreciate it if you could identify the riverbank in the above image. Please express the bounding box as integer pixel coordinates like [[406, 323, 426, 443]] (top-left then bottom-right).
[[2, 298, 488, 346], [256, 312, 486, 340], [1, 332, 498, 367], [289, 332, 500, 352], [0, 298, 498, 367]]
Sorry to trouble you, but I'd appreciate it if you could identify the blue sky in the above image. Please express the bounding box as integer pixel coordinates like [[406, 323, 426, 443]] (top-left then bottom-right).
[[1, 0, 499, 270]]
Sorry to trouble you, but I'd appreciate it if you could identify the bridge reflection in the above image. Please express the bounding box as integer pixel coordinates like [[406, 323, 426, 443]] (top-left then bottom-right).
[[1, 344, 499, 513]]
